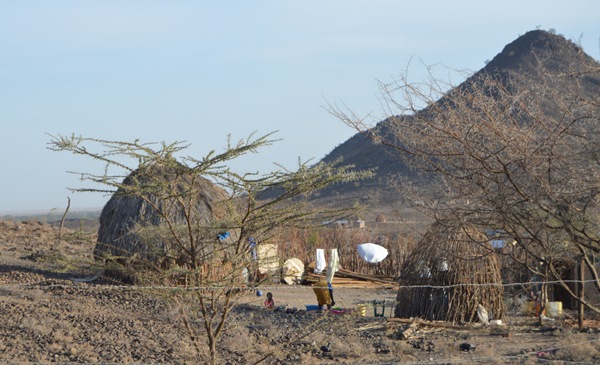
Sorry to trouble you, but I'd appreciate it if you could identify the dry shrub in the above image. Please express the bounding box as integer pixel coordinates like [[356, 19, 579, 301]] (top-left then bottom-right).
[[52, 331, 74, 344], [389, 338, 415, 355], [46, 342, 63, 354], [244, 342, 276, 364], [154, 302, 181, 324], [304, 331, 329, 348], [19, 317, 53, 337], [515, 358, 537, 365], [173, 340, 205, 362], [22, 288, 46, 301], [556, 336, 600, 362], [140, 330, 191, 360], [329, 339, 363, 359], [463, 343, 508, 364], [70, 343, 98, 362], [298, 351, 317, 363], [219, 326, 253, 354]]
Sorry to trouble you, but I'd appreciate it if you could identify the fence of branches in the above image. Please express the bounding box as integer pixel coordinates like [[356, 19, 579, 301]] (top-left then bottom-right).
[[273, 224, 419, 278]]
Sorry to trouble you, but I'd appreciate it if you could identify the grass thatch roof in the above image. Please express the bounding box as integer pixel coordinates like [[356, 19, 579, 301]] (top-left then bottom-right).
[[94, 162, 229, 263]]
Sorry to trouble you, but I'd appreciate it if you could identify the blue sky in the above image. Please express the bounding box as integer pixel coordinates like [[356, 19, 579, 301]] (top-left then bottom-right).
[[1, 1, 599, 213]]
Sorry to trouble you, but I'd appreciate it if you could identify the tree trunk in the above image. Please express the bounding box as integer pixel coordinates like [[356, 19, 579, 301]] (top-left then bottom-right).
[[209, 337, 217, 365], [58, 197, 70, 243]]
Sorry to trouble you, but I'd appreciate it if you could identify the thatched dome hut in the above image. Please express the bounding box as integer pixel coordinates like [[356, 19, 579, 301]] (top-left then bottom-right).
[[95, 161, 229, 264], [394, 222, 505, 323]]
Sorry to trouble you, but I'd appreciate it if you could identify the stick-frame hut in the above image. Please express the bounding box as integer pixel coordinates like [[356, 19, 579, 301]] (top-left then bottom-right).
[[395, 222, 505, 323], [95, 162, 229, 265]]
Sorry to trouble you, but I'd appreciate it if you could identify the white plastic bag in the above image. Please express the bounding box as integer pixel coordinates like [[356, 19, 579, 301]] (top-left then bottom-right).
[[282, 258, 305, 285], [477, 304, 489, 324], [357, 243, 388, 263]]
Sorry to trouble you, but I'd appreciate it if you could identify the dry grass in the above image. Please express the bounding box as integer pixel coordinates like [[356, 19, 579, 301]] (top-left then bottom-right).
[[555, 334, 600, 362], [273, 222, 419, 277], [219, 326, 252, 354], [19, 317, 53, 337], [327, 338, 364, 359]]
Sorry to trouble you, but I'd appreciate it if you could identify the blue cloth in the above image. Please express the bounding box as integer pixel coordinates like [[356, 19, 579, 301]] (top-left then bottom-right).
[[217, 232, 230, 241], [248, 237, 258, 260]]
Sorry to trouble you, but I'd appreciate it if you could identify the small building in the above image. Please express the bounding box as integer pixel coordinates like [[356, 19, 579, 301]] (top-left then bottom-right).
[[354, 220, 366, 229]]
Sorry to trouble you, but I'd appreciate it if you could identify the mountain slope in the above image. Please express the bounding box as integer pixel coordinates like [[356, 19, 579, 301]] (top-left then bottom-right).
[[316, 30, 600, 204]]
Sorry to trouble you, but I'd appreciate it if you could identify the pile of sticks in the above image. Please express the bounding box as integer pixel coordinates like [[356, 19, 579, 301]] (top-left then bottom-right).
[[303, 266, 398, 288]]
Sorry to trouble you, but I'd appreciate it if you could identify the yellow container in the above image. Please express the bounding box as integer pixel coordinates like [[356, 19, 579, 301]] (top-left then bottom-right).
[[356, 304, 367, 317], [547, 302, 563, 317]]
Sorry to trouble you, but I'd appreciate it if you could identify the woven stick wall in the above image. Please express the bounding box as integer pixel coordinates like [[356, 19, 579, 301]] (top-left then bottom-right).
[[395, 223, 505, 323]]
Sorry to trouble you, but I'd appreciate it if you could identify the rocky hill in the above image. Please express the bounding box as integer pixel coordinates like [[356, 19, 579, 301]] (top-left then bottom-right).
[[315, 30, 600, 205]]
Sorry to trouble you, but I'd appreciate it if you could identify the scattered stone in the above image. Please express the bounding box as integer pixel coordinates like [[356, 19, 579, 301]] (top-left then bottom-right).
[[459, 343, 476, 352]]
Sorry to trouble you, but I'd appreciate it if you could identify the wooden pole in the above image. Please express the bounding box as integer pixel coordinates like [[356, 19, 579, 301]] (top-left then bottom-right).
[[579, 255, 585, 330]]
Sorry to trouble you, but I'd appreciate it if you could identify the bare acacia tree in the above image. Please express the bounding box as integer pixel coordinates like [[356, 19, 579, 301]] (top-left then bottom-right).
[[331, 38, 600, 313], [48, 132, 371, 364]]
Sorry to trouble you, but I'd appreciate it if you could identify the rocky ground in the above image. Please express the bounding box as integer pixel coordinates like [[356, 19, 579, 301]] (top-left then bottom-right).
[[1, 219, 600, 364]]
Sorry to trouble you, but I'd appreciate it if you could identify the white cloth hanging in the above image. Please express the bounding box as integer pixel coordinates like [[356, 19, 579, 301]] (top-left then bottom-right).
[[326, 248, 340, 284], [315, 248, 326, 274]]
